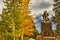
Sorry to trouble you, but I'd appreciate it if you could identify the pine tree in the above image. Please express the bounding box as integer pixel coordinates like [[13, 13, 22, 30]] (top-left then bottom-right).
[[53, 0, 60, 36]]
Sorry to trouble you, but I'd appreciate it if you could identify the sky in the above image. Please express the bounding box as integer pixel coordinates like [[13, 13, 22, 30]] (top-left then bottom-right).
[[29, 0, 56, 33], [29, 0, 54, 17], [0, 0, 56, 33], [0, 0, 4, 14]]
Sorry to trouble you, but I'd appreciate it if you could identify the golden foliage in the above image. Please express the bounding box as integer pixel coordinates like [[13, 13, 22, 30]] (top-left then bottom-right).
[[19, 0, 35, 36], [20, 16, 35, 36], [21, 0, 30, 4]]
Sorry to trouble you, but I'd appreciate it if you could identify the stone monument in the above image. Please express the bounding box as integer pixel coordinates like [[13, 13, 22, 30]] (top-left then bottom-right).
[[41, 11, 53, 37]]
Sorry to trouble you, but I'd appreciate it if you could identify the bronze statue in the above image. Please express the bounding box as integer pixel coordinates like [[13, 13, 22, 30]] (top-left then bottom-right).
[[43, 11, 49, 21]]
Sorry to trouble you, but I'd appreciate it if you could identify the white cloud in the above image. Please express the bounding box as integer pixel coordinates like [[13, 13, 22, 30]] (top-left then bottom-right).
[[29, 0, 54, 17], [0, 0, 4, 14]]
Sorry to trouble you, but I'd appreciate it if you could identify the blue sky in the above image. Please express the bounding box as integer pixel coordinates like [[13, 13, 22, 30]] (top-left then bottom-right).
[[34, 15, 56, 33]]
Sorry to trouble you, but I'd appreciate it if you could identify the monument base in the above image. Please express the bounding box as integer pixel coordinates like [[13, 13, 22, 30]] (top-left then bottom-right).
[[41, 21, 53, 37], [43, 36, 56, 40]]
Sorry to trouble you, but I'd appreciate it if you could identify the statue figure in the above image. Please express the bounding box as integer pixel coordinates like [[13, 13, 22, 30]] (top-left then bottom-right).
[[43, 11, 49, 21]]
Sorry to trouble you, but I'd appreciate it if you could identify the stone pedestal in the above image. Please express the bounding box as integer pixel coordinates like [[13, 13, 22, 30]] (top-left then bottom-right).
[[41, 21, 53, 37], [43, 37, 56, 40], [57, 36, 60, 40]]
